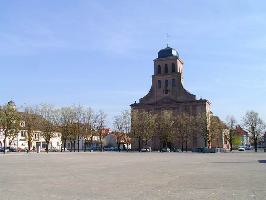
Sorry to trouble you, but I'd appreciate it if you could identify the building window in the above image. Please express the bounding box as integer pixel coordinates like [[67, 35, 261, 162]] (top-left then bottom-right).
[[164, 64, 168, 73], [172, 63, 176, 73], [21, 131, 25, 137], [158, 80, 161, 89], [42, 143, 47, 149], [165, 80, 168, 88], [172, 79, 176, 87], [157, 65, 161, 74]]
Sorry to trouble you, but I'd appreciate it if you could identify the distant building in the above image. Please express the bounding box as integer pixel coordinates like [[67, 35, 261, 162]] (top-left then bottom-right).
[[236, 125, 249, 146], [0, 102, 61, 151], [65, 128, 111, 151], [131, 46, 212, 150], [0, 128, 61, 152]]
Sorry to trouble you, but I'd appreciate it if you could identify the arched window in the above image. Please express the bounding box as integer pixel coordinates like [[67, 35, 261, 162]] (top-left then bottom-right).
[[165, 80, 168, 88], [164, 64, 168, 73], [172, 79, 176, 87], [172, 63, 176, 73], [158, 80, 161, 89], [157, 65, 161, 74]]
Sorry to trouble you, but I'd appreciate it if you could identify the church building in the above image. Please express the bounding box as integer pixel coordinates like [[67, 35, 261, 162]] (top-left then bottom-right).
[[131, 46, 211, 150]]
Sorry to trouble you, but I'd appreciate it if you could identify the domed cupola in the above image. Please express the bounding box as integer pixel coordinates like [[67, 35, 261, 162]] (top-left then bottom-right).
[[158, 46, 179, 58]]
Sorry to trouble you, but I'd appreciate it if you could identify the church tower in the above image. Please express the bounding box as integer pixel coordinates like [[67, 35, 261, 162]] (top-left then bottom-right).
[[138, 46, 196, 105], [131, 46, 211, 150]]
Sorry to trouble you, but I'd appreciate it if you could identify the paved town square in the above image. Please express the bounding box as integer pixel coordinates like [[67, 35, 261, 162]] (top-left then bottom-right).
[[1, 152, 266, 200]]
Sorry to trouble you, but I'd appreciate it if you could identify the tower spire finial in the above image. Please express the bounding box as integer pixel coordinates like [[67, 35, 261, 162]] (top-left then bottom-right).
[[166, 33, 170, 47]]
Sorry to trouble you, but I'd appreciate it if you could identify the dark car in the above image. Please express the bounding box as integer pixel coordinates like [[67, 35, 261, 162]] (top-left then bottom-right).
[[161, 148, 171, 152], [0, 147, 16, 152], [171, 148, 181, 152], [8, 147, 17, 152]]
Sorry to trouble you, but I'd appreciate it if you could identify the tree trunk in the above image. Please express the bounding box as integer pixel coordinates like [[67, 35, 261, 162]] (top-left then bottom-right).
[[3, 137, 6, 154], [64, 141, 66, 152], [77, 138, 80, 152], [64, 139, 66, 152], [254, 136, 258, 152], [138, 136, 141, 152], [100, 137, 103, 152], [90, 136, 93, 149], [117, 142, 121, 152], [74, 140, 76, 152], [185, 139, 188, 152], [181, 137, 184, 152], [46, 143, 49, 153], [28, 141, 31, 152], [229, 131, 233, 152]]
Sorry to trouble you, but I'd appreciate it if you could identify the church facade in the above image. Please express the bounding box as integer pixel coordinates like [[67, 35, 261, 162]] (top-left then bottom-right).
[[131, 46, 211, 150]]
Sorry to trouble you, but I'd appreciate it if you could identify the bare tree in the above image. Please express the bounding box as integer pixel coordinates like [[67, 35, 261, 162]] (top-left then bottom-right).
[[21, 105, 40, 152], [73, 105, 83, 152], [172, 113, 193, 152], [58, 107, 74, 152], [195, 113, 209, 148], [226, 115, 237, 151], [0, 101, 20, 154], [113, 110, 131, 151], [131, 110, 156, 152], [242, 111, 265, 152], [95, 110, 107, 152], [208, 116, 224, 148], [37, 104, 57, 153], [80, 107, 94, 152], [157, 110, 174, 150], [113, 114, 124, 151]]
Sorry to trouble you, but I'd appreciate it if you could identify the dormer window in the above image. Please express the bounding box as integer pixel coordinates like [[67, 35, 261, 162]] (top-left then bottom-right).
[[20, 121, 25, 127], [164, 64, 168, 73], [157, 65, 161, 74], [172, 63, 176, 73]]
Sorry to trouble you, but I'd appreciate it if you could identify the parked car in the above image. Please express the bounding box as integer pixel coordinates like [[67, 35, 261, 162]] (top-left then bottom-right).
[[161, 148, 171, 152], [141, 147, 151, 152], [0, 147, 16, 152], [245, 146, 254, 150], [8, 147, 17, 152], [104, 147, 118, 151], [171, 148, 181, 152], [49, 148, 60, 152], [238, 146, 245, 151]]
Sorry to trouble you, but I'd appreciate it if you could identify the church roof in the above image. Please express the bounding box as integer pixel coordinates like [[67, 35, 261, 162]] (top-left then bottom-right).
[[158, 46, 179, 58]]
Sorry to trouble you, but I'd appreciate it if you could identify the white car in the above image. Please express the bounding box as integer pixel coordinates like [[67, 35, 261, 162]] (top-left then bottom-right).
[[238, 146, 245, 151], [141, 147, 151, 152]]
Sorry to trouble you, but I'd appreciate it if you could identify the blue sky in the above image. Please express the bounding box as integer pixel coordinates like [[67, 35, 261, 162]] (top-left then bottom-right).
[[0, 0, 266, 126]]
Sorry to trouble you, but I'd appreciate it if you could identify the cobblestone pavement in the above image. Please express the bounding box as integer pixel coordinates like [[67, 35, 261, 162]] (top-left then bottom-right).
[[0, 152, 266, 200]]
